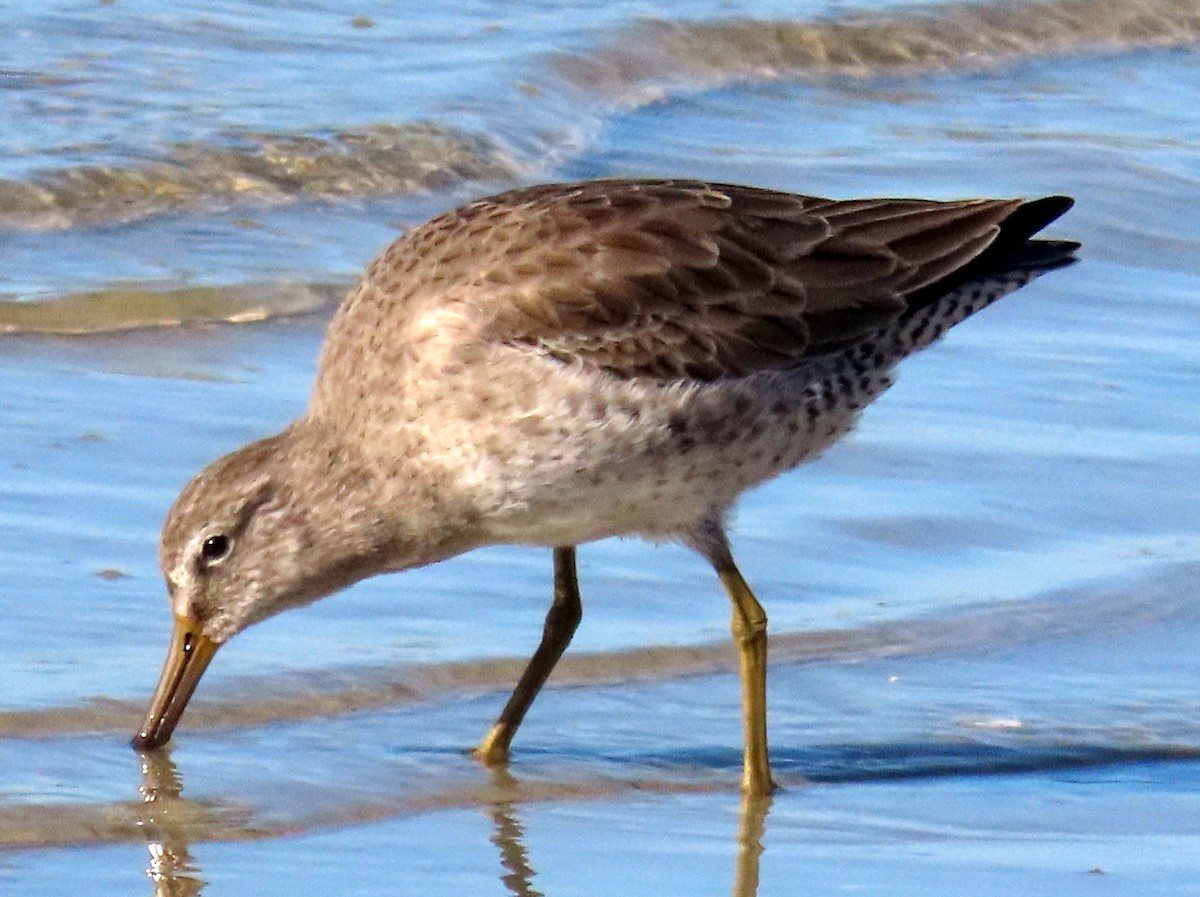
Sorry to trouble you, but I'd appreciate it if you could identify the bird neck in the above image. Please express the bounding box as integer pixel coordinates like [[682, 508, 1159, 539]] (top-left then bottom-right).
[[281, 418, 482, 578]]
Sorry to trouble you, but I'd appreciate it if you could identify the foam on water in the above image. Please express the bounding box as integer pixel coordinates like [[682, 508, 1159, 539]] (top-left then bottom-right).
[[0, 0, 1195, 239]]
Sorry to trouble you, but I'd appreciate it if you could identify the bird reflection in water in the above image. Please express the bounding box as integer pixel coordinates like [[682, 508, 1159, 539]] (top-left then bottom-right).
[[135, 749, 206, 897], [486, 770, 546, 897], [132, 755, 772, 896], [733, 794, 770, 897], [483, 768, 773, 897]]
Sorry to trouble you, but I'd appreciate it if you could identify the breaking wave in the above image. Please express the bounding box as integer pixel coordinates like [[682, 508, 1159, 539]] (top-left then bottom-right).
[[557, 0, 1200, 102], [0, 123, 525, 232], [0, 0, 1196, 235]]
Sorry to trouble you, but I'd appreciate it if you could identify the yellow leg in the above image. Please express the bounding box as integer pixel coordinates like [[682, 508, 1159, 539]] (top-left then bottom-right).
[[474, 546, 582, 766], [711, 547, 777, 795]]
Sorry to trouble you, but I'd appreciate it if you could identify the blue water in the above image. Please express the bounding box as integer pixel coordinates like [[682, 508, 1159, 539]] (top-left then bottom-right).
[[1, 0, 1199, 894]]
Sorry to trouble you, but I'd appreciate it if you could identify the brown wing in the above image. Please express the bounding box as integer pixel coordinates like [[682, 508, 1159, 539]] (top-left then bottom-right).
[[361, 179, 1024, 380]]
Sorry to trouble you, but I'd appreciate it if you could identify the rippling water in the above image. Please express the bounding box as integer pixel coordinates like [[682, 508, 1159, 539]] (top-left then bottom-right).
[[2, 0, 1198, 894]]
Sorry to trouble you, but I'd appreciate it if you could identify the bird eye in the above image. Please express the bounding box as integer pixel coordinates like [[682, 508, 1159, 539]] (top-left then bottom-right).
[[199, 534, 232, 565]]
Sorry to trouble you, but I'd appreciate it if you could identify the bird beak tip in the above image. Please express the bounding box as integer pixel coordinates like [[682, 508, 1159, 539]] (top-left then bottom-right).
[[132, 617, 218, 751]]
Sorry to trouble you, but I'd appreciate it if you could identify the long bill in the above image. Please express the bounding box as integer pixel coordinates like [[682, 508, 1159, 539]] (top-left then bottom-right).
[[131, 617, 218, 750]]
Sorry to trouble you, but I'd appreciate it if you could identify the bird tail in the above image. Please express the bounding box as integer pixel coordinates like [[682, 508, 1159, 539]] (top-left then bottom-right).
[[889, 196, 1079, 358]]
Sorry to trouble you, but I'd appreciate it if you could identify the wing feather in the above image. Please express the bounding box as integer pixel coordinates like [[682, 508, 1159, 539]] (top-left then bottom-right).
[[353, 179, 1062, 381]]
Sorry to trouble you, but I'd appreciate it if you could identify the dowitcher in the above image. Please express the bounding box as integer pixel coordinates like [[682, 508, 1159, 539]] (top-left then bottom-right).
[[133, 179, 1076, 794]]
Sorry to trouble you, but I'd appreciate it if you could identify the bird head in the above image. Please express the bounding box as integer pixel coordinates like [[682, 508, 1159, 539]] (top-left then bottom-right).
[[131, 425, 414, 751]]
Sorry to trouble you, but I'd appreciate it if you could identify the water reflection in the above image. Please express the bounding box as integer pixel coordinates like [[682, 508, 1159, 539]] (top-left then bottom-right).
[[136, 749, 206, 897], [734, 794, 771, 897], [486, 770, 545, 897], [132, 754, 772, 896], [482, 768, 772, 897]]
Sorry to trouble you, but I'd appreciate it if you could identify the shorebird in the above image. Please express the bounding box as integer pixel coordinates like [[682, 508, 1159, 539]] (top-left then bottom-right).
[[133, 179, 1076, 794]]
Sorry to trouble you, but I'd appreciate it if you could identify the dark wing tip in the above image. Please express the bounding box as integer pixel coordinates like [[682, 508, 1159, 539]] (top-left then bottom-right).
[[899, 194, 1079, 311], [1000, 195, 1075, 243], [987, 195, 1079, 270], [907, 194, 1078, 309], [1002, 238, 1080, 274]]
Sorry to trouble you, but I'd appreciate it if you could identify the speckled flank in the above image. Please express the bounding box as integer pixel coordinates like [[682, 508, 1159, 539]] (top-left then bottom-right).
[[440, 268, 1039, 550]]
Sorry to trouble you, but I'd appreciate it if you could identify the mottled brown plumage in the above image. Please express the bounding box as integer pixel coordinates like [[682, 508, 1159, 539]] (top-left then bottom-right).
[[315, 180, 1039, 387], [135, 178, 1077, 795]]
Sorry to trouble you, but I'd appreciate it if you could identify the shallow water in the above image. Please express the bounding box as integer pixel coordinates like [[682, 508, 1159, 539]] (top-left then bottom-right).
[[2, 0, 1199, 893]]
